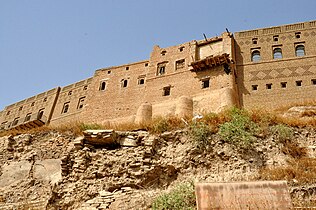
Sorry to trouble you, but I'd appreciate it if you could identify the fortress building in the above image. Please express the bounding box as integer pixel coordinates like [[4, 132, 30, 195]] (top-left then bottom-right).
[[1, 20, 316, 130]]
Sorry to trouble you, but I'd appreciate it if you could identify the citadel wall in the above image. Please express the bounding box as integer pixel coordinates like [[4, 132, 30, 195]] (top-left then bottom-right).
[[0, 88, 60, 130], [235, 20, 316, 109], [1, 20, 315, 130], [49, 78, 92, 125]]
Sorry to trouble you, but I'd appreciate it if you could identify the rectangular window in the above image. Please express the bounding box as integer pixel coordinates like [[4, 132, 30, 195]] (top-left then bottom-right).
[[175, 59, 185, 70], [312, 79, 316, 85], [296, 80, 302, 86], [252, 85, 258, 91], [62, 102, 70, 114], [266, 83, 272, 89], [157, 62, 167, 76], [202, 79, 210, 89], [281, 82, 287, 88], [77, 97, 85, 109], [163, 86, 171, 96]]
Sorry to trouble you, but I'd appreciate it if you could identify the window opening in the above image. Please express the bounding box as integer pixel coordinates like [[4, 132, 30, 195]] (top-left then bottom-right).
[[19, 106, 23, 111], [252, 38, 258, 44], [179, 46, 185, 52], [83, 85, 88, 90], [175, 59, 185, 70], [68, 91, 72, 96], [122, 79, 128, 88], [296, 80, 302, 86], [43, 97, 47, 102], [161, 50, 166, 56], [273, 35, 279, 42], [77, 97, 85, 109], [281, 82, 287, 88], [295, 32, 301, 39], [202, 79, 210, 89], [7, 111, 10, 115], [62, 102, 70, 114], [24, 113, 32, 122], [126, 66, 129, 70], [108, 70, 111, 74], [251, 50, 261, 62], [157, 62, 167, 76], [12, 117, 19, 126], [99, 81, 106, 91], [163, 86, 171, 96], [273, 48, 282, 59], [252, 85, 258, 91], [312, 79, 316, 85], [266, 83, 272, 89], [295, 45, 305, 57], [145, 63, 149, 67], [37, 109, 44, 120], [138, 78, 145, 85], [31, 102, 35, 107]]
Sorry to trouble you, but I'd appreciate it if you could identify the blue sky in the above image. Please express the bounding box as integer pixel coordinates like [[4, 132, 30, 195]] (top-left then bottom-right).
[[1, 0, 315, 109]]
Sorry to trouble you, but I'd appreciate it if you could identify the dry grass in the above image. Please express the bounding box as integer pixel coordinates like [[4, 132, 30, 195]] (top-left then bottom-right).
[[260, 158, 316, 184]]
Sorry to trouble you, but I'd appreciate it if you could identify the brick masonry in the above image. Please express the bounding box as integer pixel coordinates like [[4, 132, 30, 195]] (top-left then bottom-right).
[[1, 20, 316, 128]]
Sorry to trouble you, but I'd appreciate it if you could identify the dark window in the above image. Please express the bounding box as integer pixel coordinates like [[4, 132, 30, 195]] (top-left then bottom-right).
[[77, 97, 85, 109], [31, 102, 35, 107], [68, 91, 72, 96], [295, 32, 301, 39], [273, 48, 282, 59], [83, 85, 88, 90], [12, 117, 19, 126], [179, 46, 184, 52], [37, 109, 44, 120], [24, 113, 32, 122], [296, 80, 302, 86], [163, 86, 171, 96], [126, 66, 129, 70], [273, 35, 279, 42], [266, 83, 272, 89], [157, 62, 167, 76], [145, 63, 149, 67], [251, 50, 261, 62], [19, 106, 23, 111], [122, 79, 128, 88], [252, 85, 258, 91], [6, 111, 10, 115], [62, 102, 70, 114], [108, 70, 111, 74], [312, 79, 316, 85], [175, 59, 185, 70], [43, 97, 47, 102], [202, 79, 210, 89], [138, 78, 145, 85], [99, 81, 106, 91], [252, 38, 258, 44], [281, 82, 287, 88], [295, 45, 305, 57], [161, 50, 166, 56]]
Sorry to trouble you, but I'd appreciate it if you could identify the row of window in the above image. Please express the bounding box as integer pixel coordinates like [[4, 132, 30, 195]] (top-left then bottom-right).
[[251, 44, 305, 62], [99, 77, 145, 91], [2, 109, 45, 128], [161, 46, 185, 56], [162, 78, 211, 96], [61, 97, 86, 114], [157, 59, 185, 76], [252, 79, 316, 91], [251, 32, 302, 45]]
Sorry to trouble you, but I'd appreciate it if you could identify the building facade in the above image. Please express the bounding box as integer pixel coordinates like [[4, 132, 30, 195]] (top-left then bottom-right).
[[1, 20, 316, 130]]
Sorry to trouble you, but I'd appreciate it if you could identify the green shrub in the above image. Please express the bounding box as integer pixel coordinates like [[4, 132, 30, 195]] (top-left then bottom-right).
[[189, 122, 211, 150], [271, 124, 294, 143], [152, 182, 196, 210], [219, 108, 259, 148]]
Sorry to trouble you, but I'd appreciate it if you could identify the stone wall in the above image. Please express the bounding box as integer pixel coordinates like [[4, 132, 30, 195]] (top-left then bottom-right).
[[235, 20, 316, 109]]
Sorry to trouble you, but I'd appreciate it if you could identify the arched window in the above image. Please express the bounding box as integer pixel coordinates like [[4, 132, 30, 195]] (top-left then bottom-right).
[[273, 48, 282, 59], [251, 50, 261, 62], [295, 45, 305, 57], [99, 81, 106, 91]]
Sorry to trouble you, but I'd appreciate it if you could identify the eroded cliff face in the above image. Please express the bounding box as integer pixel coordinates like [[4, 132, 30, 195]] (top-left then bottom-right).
[[0, 126, 315, 209]]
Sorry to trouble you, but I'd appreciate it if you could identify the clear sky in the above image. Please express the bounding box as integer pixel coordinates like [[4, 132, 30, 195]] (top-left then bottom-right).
[[1, 0, 315, 110]]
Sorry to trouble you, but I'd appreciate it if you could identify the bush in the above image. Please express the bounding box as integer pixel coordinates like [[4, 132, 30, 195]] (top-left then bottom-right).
[[219, 108, 259, 148], [79, 123, 103, 131], [189, 122, 211, 150], [149, 116, 185, 134], [271, 124, 294, 143], [152, 182, 196, 210]]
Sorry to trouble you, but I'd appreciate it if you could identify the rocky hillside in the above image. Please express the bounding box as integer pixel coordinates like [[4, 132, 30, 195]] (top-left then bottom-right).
[[0, 109, 316, 209]]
